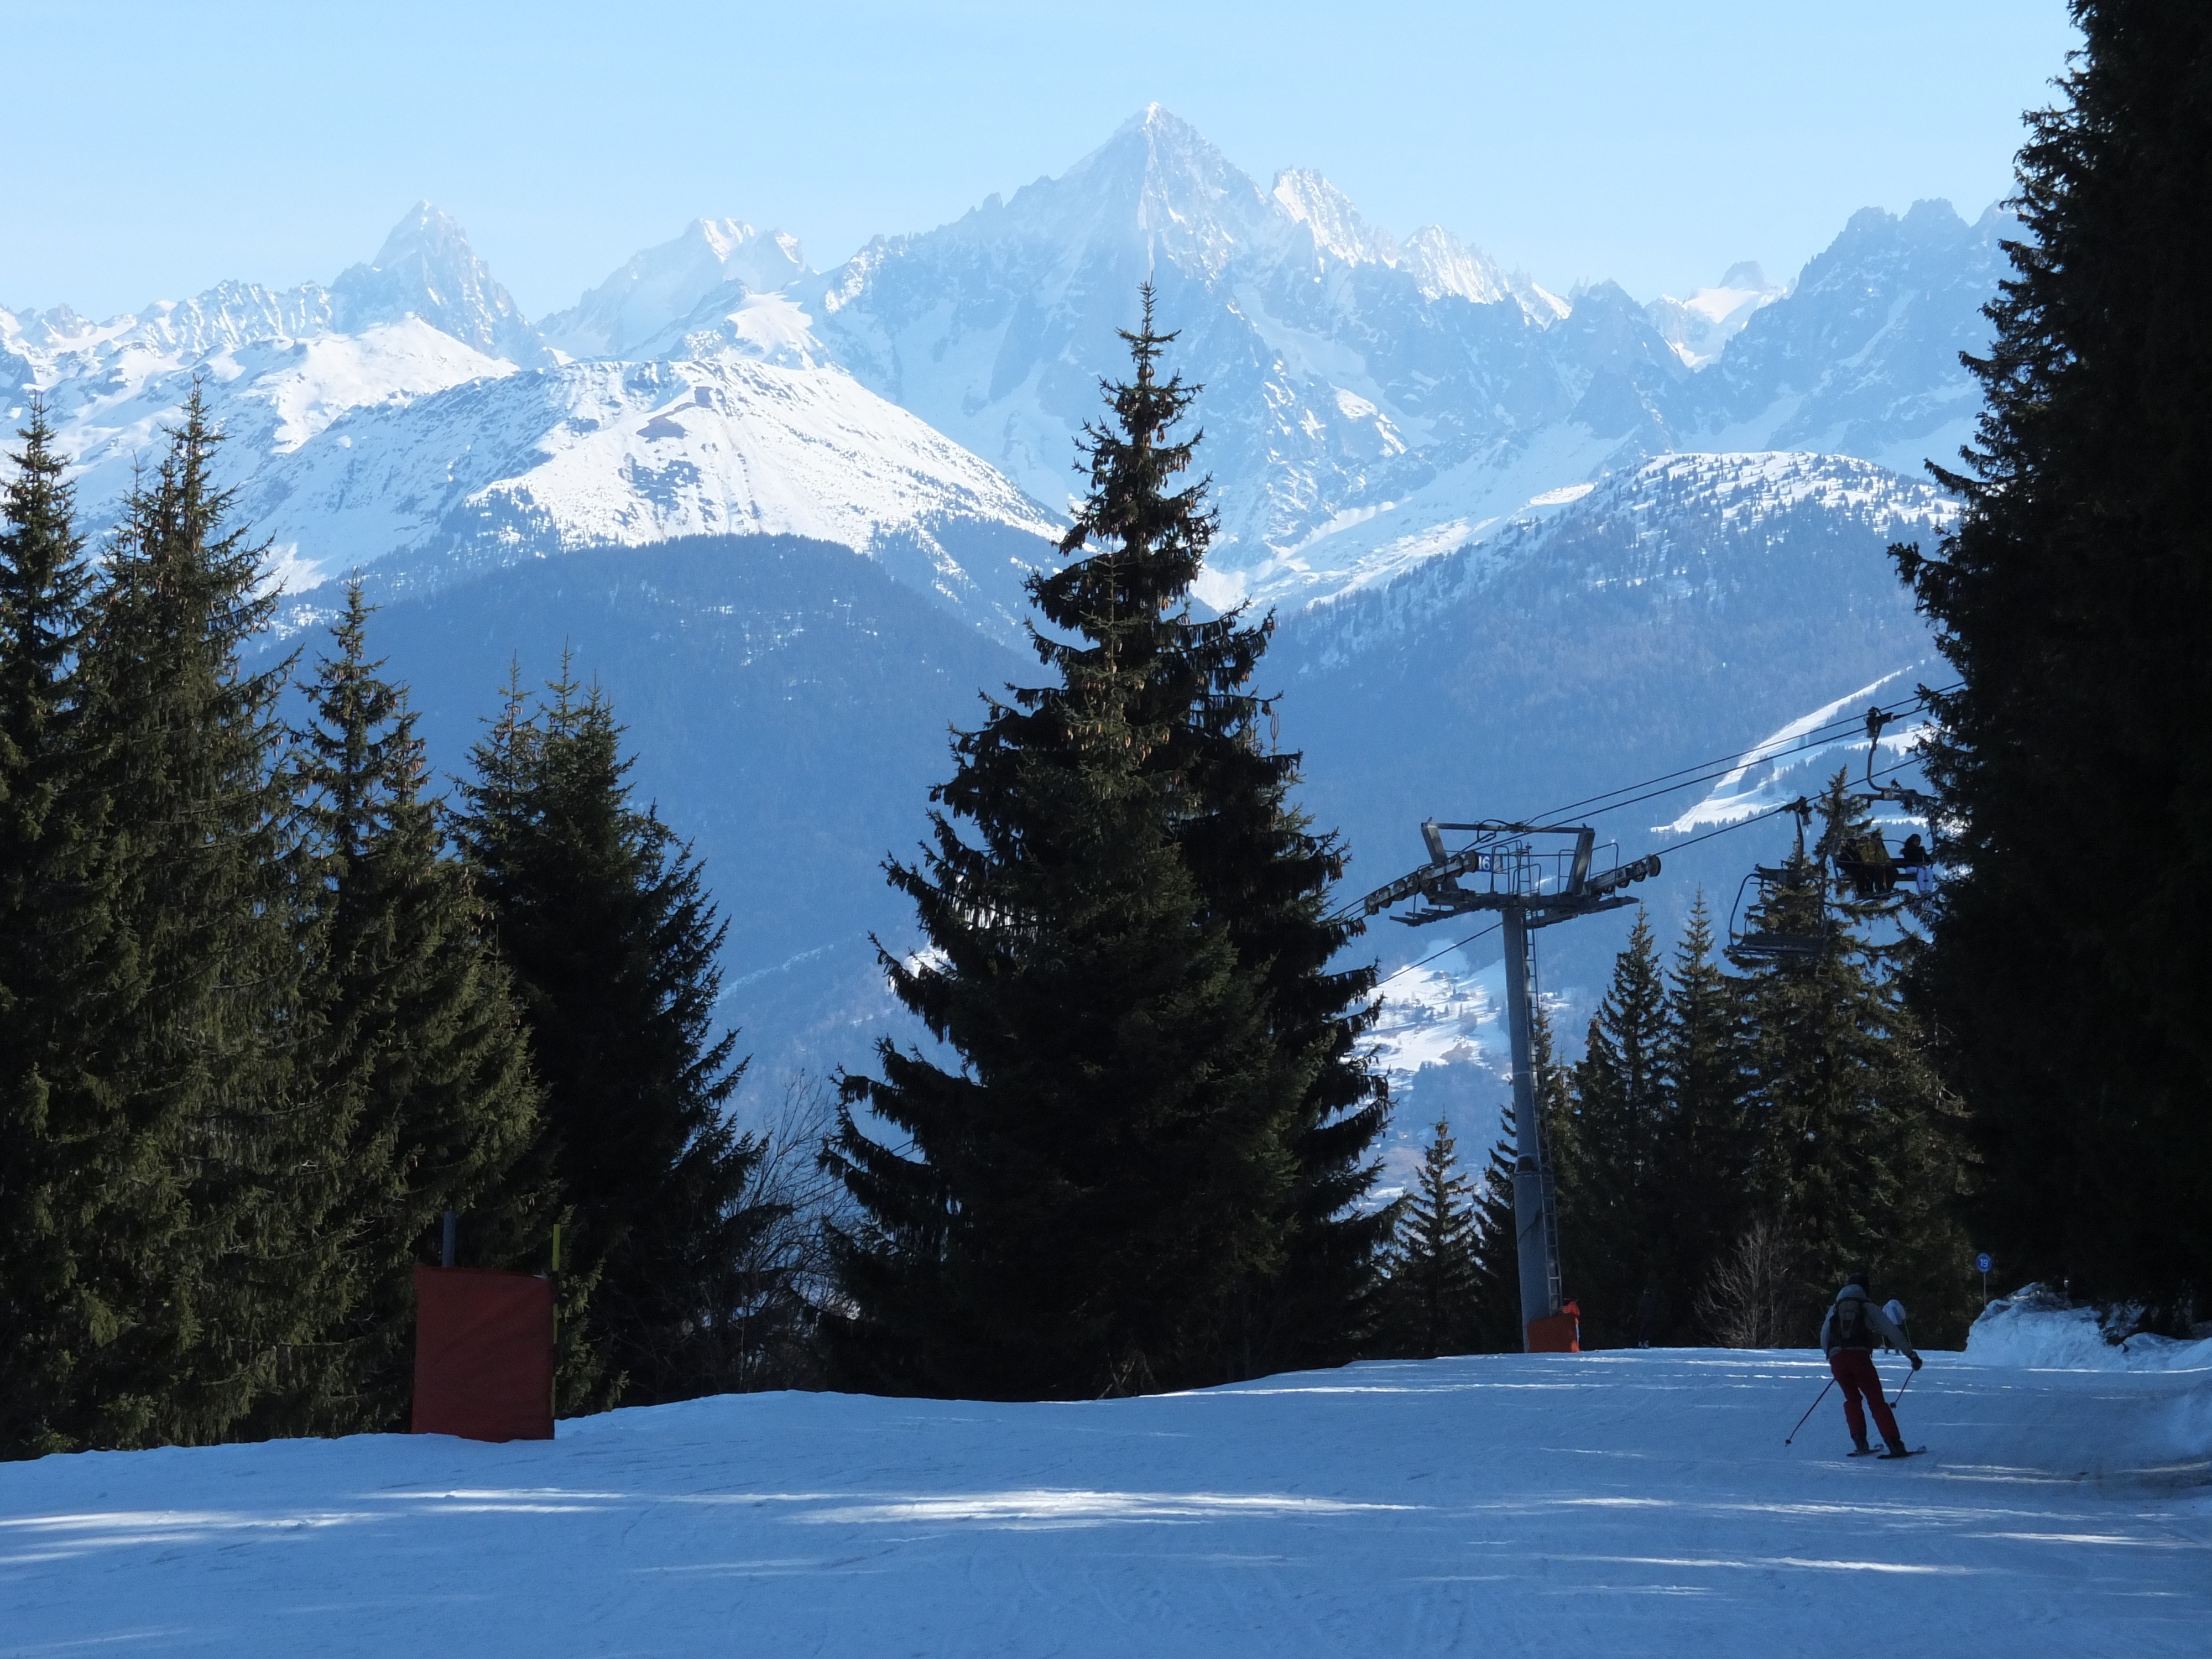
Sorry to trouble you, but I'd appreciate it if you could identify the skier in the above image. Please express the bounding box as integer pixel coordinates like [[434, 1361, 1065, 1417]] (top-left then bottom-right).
[[1821, 1274, 1922, 1457]]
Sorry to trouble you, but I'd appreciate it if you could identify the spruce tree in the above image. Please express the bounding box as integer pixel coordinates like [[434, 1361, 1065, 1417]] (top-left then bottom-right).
[[826, 298, 1312, 1399], [1556, 912, 1670, 1347], [1379, 1120, 1478, 1359], [0, 399, 117, 1457], [68, 388, 304, 1446], [1731, 776, 1971, 1344], [454, 666, 765, 1408], [1891, 3, 2212, 1322], [278, 588, 550, 1433], [1053, 289, 1390, 1377], [1463, 1123, 1527, 1355], [1652, 895, 1750, 1345]]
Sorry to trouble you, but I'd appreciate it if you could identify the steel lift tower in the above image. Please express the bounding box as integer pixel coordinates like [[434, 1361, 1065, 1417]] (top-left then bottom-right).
[[1360, 822, 1660, 1352]]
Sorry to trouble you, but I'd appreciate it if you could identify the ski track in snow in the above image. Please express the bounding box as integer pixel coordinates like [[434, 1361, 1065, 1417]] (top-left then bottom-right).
[[3, 1350, 2205, 1657]]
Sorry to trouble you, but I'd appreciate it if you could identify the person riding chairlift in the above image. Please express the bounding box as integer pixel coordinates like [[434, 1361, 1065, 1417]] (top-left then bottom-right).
[[1861, 830, 1896, 896], [1896, 832, 1936, 898]]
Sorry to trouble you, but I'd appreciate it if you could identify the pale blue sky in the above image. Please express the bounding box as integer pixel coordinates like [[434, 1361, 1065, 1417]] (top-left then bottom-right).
[[3, 1, 2078, 321]]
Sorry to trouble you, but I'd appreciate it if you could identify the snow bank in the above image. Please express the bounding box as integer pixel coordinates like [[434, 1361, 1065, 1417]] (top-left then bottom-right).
[[1963, 1284, 2212, 1373]]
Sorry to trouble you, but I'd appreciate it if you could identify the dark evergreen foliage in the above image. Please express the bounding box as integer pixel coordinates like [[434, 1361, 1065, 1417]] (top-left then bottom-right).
[[1649, 896, 1751, 1343], [827, 291, 1383, 1398], [1378, 1120, 1477, 1359], [1726, 778, 1972, 1344], [1891, 1, 2212, 1323], [280, 588, 550, 1433], [0, 398, 116, 1457], [66, 388, 304, 1447], [1556, 912, 1671, 1347], [453, 666, 767, 1409], [1462, 1126, 1527, 1355], [1058, 294, 1390, 1378]]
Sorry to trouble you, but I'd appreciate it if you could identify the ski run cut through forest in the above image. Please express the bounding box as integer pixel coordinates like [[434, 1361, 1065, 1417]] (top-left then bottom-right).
[[2, 1301, 2206, 1658]]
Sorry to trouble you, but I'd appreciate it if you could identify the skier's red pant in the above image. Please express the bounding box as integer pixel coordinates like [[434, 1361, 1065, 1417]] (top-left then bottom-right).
[[1828, 1347, 1900, 1445]]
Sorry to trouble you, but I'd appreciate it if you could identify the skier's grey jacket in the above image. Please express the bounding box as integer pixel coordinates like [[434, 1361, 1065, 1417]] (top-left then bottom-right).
[[1820, 1285, 1915, 1356]]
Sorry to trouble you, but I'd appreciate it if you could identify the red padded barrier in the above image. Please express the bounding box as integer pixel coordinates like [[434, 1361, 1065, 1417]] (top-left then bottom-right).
[[411, 1265, 555, 1442], [1526, 1300, 1583, 1354]]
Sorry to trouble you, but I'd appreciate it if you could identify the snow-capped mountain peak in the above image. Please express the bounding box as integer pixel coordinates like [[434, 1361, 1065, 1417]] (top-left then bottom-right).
[[1398, 225, 1510, 305], [1647, 261, 1787, 368], [1051, 105, 1282, 276], [539, 217, 809, 361], [330, 202, 544, 366], [1272, 168, 1397, 267]]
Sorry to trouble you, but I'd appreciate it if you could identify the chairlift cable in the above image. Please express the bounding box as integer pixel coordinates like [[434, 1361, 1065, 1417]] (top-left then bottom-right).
[[1527, 682, 1958, 827], [1373, 921, 1504, 992], [1328, 688, 1951, 933]]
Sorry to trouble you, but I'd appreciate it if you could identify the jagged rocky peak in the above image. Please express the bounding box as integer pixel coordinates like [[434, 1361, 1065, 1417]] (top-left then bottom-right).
[[1400, 225, 1511, 305], [330, 202, 544, 365], [1272, 168, 1397, 267], [1042, 104, 1281, 275], [540, 218, 808, 360]]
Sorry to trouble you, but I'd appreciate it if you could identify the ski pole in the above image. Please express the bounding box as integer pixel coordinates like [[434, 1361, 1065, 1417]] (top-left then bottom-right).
[[1785, 1377, 1835, 1446], [1888, 1364, 1915, 1411]]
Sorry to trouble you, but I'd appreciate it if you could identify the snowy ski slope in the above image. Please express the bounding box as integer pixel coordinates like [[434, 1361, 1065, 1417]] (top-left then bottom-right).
[[4, 1342, 2205, 1657]]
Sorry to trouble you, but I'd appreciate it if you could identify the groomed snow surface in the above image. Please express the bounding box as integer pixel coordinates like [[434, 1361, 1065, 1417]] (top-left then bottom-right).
[[6, 1320, 2206, 1657]]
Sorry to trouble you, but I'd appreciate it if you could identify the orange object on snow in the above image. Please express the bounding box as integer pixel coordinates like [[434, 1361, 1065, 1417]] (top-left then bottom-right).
[[1526, 1300, 1582, 1354], [411, 1265, 555, 1442]]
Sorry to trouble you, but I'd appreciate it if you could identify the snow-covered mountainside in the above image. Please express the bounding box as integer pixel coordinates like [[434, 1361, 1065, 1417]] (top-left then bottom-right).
[[252, 320, 1055, 633], [539, 218, 808, 360], [5, 1340, 2205, 1657], [786, 105, 1997, 610], [4, 108, 2000, 631], [3, 208, 1060, 636], [1648, 260, 1786, 368], [1687, 199, 2010, 476]]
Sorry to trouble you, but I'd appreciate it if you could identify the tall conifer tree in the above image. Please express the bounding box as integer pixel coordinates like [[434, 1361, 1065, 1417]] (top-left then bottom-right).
[[1892, 2, 2212, 1320], [1557, 913, 1670, 1346], [0, 400, 118, 1457], [826, 295, 1329, 1399], [1651, 895, 1750, 1345], [279, 589, 550, 1433], [455, 667, 764, 1408], [1053, 290, 1390, 1376], [71, 388, 303, 1446], [1379, 1120, 1477, 1359]]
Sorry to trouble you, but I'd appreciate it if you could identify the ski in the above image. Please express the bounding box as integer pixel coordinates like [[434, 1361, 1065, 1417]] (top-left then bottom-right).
[[1847, 1447, 1881, 1457], [1876, 1446, 1928, 1460]]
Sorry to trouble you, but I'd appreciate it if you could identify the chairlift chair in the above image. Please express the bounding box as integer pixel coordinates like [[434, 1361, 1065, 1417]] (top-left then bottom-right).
[[1728, 799, 1834, 962]]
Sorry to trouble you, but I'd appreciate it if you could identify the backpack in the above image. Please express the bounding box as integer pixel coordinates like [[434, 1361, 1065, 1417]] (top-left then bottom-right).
[[1832, 1295, 1875, 1349]]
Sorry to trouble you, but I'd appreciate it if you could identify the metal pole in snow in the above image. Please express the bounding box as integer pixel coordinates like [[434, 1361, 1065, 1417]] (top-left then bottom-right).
[[1504, 906, 1557, 1349]]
